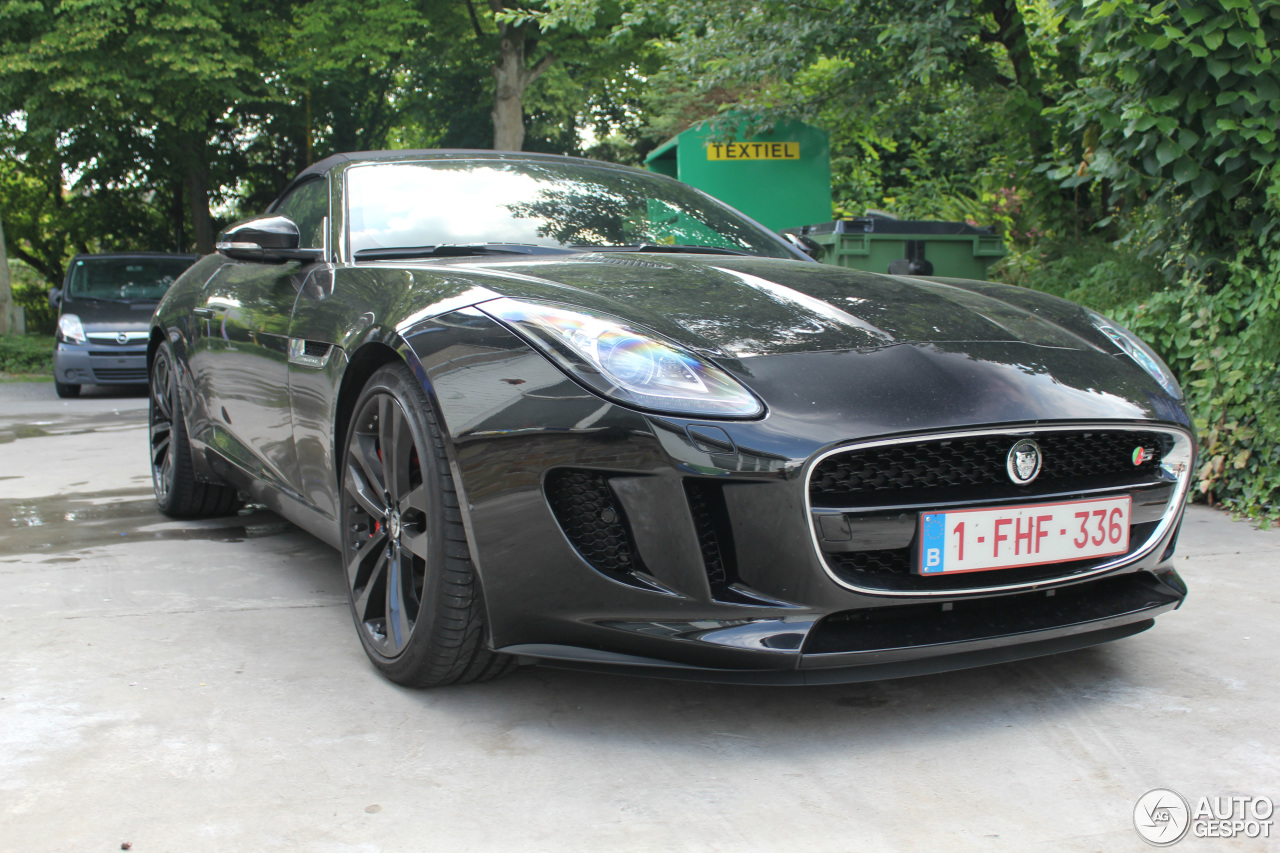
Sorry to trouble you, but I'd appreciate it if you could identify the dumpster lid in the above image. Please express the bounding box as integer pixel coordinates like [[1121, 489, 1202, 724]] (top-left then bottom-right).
[[791, 218, 998, 237], [644, 136, 680, 164]]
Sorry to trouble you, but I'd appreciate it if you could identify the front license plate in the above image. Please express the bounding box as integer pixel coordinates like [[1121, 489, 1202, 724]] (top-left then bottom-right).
[[917, 496, 1131, 575]]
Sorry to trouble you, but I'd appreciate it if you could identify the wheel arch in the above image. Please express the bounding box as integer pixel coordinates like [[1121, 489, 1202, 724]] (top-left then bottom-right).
[[147, 326, 166, 371], [332, 338, 405, 489]]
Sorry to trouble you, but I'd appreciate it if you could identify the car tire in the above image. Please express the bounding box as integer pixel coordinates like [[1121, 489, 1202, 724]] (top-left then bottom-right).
[[340, 362, 515, 687], [149, 342, 242, 518], [54, 380, 81, 398]]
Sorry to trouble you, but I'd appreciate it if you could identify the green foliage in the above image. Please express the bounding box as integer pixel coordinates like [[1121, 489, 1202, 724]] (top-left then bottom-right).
[[8, 259, 55, 336], [623, 0, 1080, 234], [0, 333, 53, 377], [1049, 0, 1280, 252], [999, 172, 1280, 522], [992, 236, 1170, 316], [1117, 212, 1280, 523]]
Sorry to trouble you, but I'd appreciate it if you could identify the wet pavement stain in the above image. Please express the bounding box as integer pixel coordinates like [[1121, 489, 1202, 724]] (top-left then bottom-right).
[[1, 491, 300, 555], [0, 410, 146, 444], [3, 425, 50, 441]]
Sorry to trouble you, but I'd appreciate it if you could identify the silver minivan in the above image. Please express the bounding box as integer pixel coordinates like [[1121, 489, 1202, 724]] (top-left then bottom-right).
[[50, 252, 196, 398]]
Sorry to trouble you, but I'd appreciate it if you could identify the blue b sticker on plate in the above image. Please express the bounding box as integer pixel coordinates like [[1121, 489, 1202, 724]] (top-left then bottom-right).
[[920, 513, 946, 573]]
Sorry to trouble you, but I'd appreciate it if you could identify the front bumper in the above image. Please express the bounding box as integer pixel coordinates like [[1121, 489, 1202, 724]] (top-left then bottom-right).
[[54, 342, 149, 385], [401, 311, 1193, 683], [498, 568, 1185, 684]]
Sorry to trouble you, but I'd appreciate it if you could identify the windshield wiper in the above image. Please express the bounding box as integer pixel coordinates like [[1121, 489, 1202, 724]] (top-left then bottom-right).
[[573, 243, 755, 257], [354, 243, 571, 261]]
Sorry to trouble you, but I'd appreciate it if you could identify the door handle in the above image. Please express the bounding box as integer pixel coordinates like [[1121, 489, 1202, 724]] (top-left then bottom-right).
[[193, 307, 214, 317]]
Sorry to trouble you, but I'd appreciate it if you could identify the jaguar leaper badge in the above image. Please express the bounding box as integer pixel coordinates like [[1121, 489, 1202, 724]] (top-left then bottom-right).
[[1007, 439, 1042, 485]]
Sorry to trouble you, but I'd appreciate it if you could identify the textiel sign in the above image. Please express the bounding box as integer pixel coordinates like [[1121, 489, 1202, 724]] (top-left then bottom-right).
[[706, 142, 800, 161]]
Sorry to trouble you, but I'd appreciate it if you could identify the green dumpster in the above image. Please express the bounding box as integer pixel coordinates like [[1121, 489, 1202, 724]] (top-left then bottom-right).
[[644, 120, 831, 232], [789, 217, 1006, 280]]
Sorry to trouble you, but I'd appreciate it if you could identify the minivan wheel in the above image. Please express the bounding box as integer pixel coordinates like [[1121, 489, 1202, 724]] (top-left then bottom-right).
[[54, 380, 81, 398]]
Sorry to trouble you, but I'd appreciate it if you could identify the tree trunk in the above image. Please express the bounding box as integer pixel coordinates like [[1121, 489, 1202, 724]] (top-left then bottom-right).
[[181, 135, 215, 254], [979, 0, 1051, 156], [170, 180, 187, 253], [488, 4, 557, 152], [0, 207, 17, 335], [493, 27, 528, 151]]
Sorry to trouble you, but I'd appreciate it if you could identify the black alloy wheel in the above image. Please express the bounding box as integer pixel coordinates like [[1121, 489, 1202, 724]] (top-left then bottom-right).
[[149, 341, 240, 518], [150, 348, 176, 506], [340, 362, 514, 687]]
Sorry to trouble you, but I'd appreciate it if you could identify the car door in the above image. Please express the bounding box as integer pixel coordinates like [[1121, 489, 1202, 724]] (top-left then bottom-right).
[[190, 176, 330, 494]]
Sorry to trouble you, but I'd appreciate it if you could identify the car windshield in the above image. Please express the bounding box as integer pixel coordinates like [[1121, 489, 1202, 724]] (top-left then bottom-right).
[[345, 159, 795, 260], [66, 257, 193, 302]]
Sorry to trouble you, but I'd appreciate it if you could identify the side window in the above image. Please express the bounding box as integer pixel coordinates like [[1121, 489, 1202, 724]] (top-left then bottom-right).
[[273, 178, 328, 249]]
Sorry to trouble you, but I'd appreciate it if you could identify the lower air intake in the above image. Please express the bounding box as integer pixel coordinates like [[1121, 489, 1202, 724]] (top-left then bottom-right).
[[545, 469, 636, 575], [684, 480, 738, 590]]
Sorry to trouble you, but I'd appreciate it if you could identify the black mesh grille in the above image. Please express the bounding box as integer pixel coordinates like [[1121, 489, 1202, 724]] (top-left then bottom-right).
[[685, 480, 735, 588], [831, 549, 912, 576], [811, 430, 1167, 507], [545, 469, 635, 574], [303, 340, 330, 357], [91, 368, 148, 383]]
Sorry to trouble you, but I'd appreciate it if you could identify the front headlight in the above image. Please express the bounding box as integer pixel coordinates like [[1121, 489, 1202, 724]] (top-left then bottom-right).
[[480, 297, 764, 418], [1089, 311, 1182, 399], [57, 314, 87, 344]]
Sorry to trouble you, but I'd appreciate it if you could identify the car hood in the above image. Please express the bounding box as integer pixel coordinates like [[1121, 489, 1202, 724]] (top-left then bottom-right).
[[443, 254, 1106, 358], [416, 254, 1186, 432], [351, 253, 1185, 433], [61, 298, 159, 333]]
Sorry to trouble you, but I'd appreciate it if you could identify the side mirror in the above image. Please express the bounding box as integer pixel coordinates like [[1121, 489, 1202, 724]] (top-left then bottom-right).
[[216, 215, 323, 263], [783, 231, 823, 261], [48, 288, 62, 309]]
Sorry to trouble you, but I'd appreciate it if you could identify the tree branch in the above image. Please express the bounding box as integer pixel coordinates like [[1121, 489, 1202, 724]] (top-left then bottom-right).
[[525, 52, 558, 86], [9, 245, 56, 286], [464, 0, 486, 40]]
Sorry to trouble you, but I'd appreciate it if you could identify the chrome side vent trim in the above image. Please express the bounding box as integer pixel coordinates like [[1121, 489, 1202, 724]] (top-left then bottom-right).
[[288, 338, 333, 368]]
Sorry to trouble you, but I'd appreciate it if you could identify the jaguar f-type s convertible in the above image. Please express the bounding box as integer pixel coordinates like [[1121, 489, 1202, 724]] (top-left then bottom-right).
[[148, 150, 1194, 687]]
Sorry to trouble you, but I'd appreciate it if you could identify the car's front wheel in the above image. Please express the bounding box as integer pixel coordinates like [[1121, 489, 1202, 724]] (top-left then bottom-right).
[[54, 380, 81, 398], [340, 362, 514, 687]]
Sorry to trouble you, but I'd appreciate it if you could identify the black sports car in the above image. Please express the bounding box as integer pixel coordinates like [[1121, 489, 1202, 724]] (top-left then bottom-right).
[[148, 150, 1194, 687]]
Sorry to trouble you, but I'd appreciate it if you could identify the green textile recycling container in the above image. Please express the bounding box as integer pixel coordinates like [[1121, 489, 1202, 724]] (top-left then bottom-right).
[[788, 217, 1006, 279], [644, 120, 831, 232]]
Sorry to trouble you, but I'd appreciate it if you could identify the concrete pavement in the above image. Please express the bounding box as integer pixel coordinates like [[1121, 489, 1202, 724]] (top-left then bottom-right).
[[1, 381, 1277, 852]]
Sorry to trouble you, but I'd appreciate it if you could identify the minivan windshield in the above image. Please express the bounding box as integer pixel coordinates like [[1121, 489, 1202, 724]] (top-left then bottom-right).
[[66, 257, 193, 302], [345, 159, 796, 260]]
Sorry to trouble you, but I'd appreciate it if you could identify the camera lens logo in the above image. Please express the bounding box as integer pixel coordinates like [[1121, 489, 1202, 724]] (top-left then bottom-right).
[[1135, 788, 1191, 846]]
